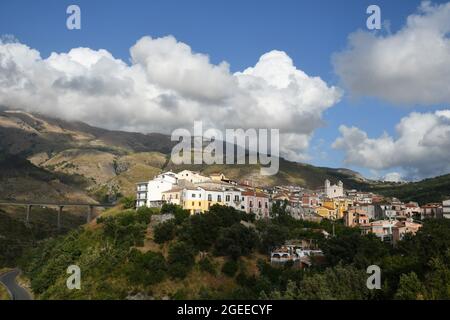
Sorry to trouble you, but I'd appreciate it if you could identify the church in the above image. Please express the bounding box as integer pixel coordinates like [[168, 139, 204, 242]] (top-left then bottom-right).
[[324, 179, 344, 198]]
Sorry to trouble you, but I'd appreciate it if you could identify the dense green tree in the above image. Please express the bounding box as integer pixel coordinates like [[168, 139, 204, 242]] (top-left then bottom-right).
[[198, 257, 216, 275], [120, 196, 136, 209], [258, 223, 289, 253], [161, 203, 190, 224], [425, 257, 450, 299], [126, 249, 167, 285], [153, 220, 176, 244], [214, 223, 258, 259], [222, 259, 239, 277], [178, 213, 219, 251], [99, 210, 150, 247], [321, 232, 390, 268], [178, 205, 247, 251], [394, 272, 425, 300], [167, 241, 196, 279], [297, 264, 371, 300], [270, 200, 288, 218]]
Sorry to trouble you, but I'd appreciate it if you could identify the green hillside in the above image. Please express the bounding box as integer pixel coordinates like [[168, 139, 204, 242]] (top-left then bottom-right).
[[0, 208, 85, 268], [367, 174, 450, 204], [19, 204, 450, 300]]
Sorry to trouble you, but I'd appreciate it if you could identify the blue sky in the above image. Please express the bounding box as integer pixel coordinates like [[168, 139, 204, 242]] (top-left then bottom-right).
[[1, 0, 449, 180]]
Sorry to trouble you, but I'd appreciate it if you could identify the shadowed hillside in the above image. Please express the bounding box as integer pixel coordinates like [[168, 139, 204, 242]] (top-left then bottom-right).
[[0, 110, 372, 201]]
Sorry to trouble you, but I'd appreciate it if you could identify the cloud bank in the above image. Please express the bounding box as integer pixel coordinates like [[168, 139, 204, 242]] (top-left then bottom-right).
[[0, 35, 341, 161], [333, 1, 450, 106], [333, 110, 450, 180]]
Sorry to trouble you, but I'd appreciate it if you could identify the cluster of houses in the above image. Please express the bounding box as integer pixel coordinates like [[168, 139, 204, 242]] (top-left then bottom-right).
[[136, 170, 270, 218], [271, 179, 450, 245], [270, 240, 325, 268], [136, 171, 450, 245]]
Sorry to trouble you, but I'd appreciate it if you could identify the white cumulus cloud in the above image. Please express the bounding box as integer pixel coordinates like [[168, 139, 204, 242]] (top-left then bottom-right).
[[383, 172, 403, 183], [333, 1, 450, 105], [333, 109, 450, 179], [0, 35, 341, 161]]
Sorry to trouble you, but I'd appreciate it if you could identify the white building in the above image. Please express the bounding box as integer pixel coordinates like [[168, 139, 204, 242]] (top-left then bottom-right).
[[222, 187, 244, 211], [324, 179, 344, 198], [136, 171, 178, 208], [175, 170, 210, 184], [443, 199, 450, 219]]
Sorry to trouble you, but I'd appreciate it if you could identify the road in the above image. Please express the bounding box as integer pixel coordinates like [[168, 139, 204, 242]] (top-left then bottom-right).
[[0, 269, 32, 300]]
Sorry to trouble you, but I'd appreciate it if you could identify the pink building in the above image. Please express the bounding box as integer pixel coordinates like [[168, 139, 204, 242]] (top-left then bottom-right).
[[392, 221, 422, 245], [301, 193, 320, 208], [242, 190, 270, 219], [344, 209, 369, 227]]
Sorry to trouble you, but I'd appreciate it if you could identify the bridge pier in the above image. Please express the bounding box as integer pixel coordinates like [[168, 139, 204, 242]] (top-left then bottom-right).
[[58, 206, 64, 230], [0, 201, 114, 227], [26, 205, 32, 224]]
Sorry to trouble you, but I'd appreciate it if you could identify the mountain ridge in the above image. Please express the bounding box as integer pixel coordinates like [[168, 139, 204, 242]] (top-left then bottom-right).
[[0, 109, 449, 204]]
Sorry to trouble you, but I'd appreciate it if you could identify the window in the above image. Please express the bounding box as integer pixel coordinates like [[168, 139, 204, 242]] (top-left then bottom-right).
[[250, 201, 253, 208], [226, 195, 230, 202], [176, 194, 179, 199], [192, 201, 194, 206], [192, 193, 196, 198], [265, 202, 268, 209], [258, 201, 262, 208], [208, 194, 212, 201], [199, 202, 201, 207], [242, 197, 245, 201], [234, 195, 239, 202], [218, 195, 222, 202]]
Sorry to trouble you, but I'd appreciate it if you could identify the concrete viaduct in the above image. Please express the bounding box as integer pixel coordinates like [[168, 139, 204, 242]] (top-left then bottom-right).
[[0, 200, 115, 230]]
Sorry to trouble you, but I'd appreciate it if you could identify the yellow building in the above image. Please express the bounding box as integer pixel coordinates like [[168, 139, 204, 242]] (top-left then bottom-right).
[[316, 205, 337, 220], [210, 173, 226, 182], [336, 198, 353, 219], [181, 187, 225, 214], [321, 198, 353, 219]]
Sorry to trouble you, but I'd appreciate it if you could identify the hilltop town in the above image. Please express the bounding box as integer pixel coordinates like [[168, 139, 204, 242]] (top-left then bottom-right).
[[136, 170, 450, 246]]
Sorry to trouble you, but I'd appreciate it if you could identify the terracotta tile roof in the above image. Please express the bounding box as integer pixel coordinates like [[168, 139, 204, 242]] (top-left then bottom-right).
[[242, 191, 269, 198]]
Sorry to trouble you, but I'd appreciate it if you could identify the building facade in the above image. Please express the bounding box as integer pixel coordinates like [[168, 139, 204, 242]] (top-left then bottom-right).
[[324, 179, 344, 198], [442, 199, 450, 219], [136, 171, 178, 208]]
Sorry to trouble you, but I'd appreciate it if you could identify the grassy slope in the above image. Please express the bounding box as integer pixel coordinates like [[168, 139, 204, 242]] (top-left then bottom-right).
[[0, 153, 94, 203], [20, 207, 265, 300], [0, 268, 11, 300], [367, 174, 450, 204], [0, 284, 10, 300]]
